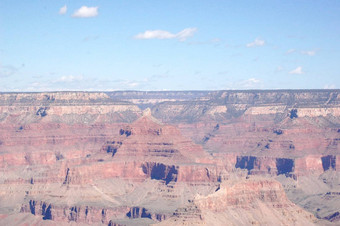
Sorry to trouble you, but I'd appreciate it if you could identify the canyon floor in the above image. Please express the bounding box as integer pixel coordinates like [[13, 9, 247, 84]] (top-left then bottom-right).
[[0, 90, 339, 225]]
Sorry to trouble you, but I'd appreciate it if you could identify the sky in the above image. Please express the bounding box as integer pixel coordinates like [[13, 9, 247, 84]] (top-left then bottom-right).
[[1, 0, 340, 91]]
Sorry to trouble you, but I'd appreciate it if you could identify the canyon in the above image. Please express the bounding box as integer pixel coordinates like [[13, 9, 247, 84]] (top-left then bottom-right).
[[0, 90, 339, 225]]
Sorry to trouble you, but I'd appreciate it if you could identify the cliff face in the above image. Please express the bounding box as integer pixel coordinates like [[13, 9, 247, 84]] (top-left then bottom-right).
[[0, 90, 339, 225]]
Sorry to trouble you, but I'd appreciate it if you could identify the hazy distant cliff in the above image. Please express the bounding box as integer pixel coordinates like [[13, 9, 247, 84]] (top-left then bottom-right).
[[2, 90, 340, 122]]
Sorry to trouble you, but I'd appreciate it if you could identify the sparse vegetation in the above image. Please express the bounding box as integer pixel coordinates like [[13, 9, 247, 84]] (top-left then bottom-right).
[[289, 109, 298, 119], [36, 107, 48, 117], [273, 129, 283, 135]]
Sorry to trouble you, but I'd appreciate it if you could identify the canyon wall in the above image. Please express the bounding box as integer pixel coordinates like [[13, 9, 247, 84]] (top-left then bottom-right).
[[0, 90, 339, 225]]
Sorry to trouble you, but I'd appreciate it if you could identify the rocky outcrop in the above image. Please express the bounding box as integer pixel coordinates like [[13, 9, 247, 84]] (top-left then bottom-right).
[[157, 178, 317, 225], [20, 200, 129, 224], [195, 179, 291, 210]]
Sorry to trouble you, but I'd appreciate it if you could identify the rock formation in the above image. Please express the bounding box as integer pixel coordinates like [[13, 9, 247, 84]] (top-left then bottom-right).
[[0, 90, 339, 225]]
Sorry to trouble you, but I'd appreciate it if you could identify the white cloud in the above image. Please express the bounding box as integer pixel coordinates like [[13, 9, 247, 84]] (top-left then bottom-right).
[[286, 49, 296, 54], [240, 78, 261, 88], [72, 6, 98, 18], [246, 38, 265, 47], [324, 84, 336, 89], [134, 28, 197, 41], [135, 30, 175, 39], [127, 82, 139, 88], [223, 78, 263, 90], [59, 5, 67, 15], [301, 50, 316, 56], [56, 75, 83, 83], [176, 28, 197, 41], [118, 80, 140, 88], [289, 66, 304, 74]]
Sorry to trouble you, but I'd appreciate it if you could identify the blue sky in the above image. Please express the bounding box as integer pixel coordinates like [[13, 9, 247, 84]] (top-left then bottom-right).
[[1, 0, 340, 91]]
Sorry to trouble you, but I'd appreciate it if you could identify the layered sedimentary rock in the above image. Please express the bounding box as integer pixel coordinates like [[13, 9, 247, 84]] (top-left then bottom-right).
[[0, 90, 339, 225], [158, 178, 317, 226]]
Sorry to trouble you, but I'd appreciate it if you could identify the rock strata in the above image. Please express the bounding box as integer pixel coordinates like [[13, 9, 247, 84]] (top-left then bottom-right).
[[0, 90, 339, 225]]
